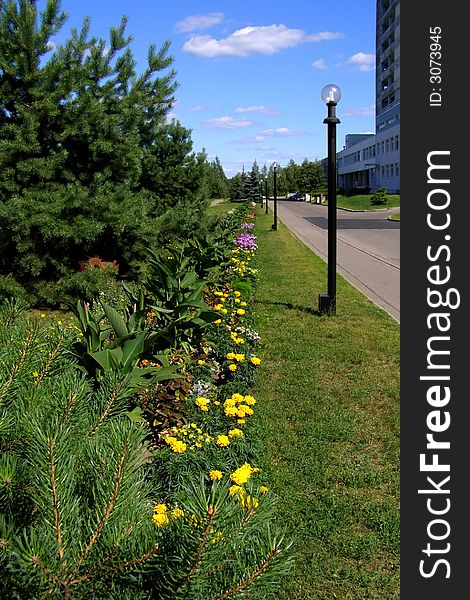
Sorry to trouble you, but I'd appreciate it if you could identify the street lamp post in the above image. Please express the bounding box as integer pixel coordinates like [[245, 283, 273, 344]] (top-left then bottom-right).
[[272, 162, 278, 230], [264, 176, 269, 214], [319, 84, 341, 316]]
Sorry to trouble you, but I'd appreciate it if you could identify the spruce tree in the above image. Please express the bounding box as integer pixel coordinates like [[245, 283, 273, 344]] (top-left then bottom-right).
[[0, 1, 205, 306]]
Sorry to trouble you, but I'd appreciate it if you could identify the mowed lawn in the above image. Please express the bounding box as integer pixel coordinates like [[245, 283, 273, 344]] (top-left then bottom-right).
[[251, 210, 400, 599]]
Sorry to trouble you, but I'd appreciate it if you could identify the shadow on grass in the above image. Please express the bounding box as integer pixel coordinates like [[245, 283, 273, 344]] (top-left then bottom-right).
[[254, 298, 322, 317]]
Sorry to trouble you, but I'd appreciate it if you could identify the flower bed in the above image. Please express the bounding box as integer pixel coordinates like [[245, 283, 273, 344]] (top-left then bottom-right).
[[0, 204, 293, 598]]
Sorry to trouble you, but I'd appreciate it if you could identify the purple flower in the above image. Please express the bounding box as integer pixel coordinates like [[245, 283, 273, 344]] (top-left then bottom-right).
[[235, 232, 257, 251], [240, 222, 255, 229]]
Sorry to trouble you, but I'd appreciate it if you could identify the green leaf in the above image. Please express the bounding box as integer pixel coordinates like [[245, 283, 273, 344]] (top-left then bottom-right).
[[102, 303, 129, 339], [91, 348, 124, 371]]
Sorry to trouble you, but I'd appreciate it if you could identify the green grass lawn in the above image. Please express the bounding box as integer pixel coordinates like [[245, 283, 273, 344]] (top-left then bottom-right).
[[329, 194, 400, 211], [389, 213, 400, 221], [251, 210, 400, 599], [207, 199, 237, 217]]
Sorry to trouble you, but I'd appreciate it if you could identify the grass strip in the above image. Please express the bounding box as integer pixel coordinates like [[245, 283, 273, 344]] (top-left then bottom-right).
[[251, 210, 400, 599], [327, 194, 400, 211]]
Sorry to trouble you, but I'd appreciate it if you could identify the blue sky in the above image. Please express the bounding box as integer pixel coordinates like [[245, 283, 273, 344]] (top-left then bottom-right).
[[39, 0, 377, 177]]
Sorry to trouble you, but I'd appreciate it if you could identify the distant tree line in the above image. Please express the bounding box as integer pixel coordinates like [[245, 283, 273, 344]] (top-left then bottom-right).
[[228, 158, 326, 201]]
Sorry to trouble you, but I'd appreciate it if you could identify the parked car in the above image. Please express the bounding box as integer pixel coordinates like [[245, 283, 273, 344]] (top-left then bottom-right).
[[289, 193, 304, 201]]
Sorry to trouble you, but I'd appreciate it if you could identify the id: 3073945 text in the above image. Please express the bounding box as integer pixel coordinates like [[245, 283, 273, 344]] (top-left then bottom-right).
[[429, 26, 443, 107]]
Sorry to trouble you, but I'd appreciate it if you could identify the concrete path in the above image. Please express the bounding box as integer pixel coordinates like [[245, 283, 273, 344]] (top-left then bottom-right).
[[267, 199, 400, 323]]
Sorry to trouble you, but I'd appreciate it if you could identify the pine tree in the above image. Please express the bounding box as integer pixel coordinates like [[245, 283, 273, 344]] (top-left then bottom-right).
[[0, 1, 205, 306], [246, 160, 260, 202]]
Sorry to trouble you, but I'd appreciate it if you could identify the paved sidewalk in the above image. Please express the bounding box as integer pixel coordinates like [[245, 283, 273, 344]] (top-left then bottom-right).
[[269, 200, 400, 323]]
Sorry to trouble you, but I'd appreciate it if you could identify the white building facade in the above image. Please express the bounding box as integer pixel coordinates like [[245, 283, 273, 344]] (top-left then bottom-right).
[[335, 0, 400, 194]]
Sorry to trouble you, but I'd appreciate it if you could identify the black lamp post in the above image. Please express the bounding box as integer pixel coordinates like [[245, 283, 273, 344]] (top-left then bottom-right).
[[271, 162, 278, 230], [264, 176, 268, 214], [318, 84, 341, 316]]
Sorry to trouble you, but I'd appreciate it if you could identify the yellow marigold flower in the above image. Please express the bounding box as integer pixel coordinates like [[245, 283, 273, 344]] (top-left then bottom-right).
[[226, 352, 236, 360], [234, 298, 241, 304], [214, 291, 223, 296], [244, 395, 256, 405], [231, 463, 255, 485], [228, 364, 237, 372], [225, 406, 238, 417], [214, 319, 222, 324], [229, 484, 244, 497], [166, 437, 187, 453], [260, 486, 269, 494], [232, 393, 244, 402], [235, 337, 245, 345], [154, 503, 167, 514], [220, 297, 226, 302], [234, 291, 241, 297], [250, 356, 261, 366], [209, 469, 223, 480], [171, 508, 184, 519], [214, 400, 220, 406], [228, 428, 244, 438], [153, 513, 169, 527], [234, 353, 245, 362], [32, 371, 39, 378], [240, 301, 248, 307], [237, 419, 246, 424], [236, 309, 246, 316], [230, 332, 238, 340], [197, 359, 206, 365], [214, 304, 223, 311], [225, 398, 236, 407], [216, 434, 230, 447], [220, 308, 228, 314], [40, 313, 46, 318], [195, 397, 209, 412]]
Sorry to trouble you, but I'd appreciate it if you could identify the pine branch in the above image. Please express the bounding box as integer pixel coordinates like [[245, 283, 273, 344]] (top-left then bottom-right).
[[34, 331, 66, 386], [87, 379, 123, 436], [213, 546, 282, 600], [48, 437, 64, 560], [61, 392, 78, 425], [179, 504, 217, 591], [66, 544, 160, 586], [4, 322, 36, 391], [76, 439, 128, 567]]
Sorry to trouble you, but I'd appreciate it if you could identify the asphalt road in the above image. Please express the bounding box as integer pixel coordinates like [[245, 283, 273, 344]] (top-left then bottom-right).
[[268, 199, 400, 322]]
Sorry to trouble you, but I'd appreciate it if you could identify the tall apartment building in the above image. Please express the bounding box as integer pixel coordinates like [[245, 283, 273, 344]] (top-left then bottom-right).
[[335, 0, 400, 194]]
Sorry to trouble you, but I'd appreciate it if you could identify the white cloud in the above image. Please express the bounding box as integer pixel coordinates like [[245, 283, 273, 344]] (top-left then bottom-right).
[[312, 58, 326, 69], [230, 135, 267, 144], [182, 25, 343, 58], [175, 12, 224, 33], [235, 105, 279, 116], [189, 105, 204, 112], [260, 127, 308, 137], [203, 116, 254, 129], [346, 52, 375, 71], [341, 105, 375, 117]]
